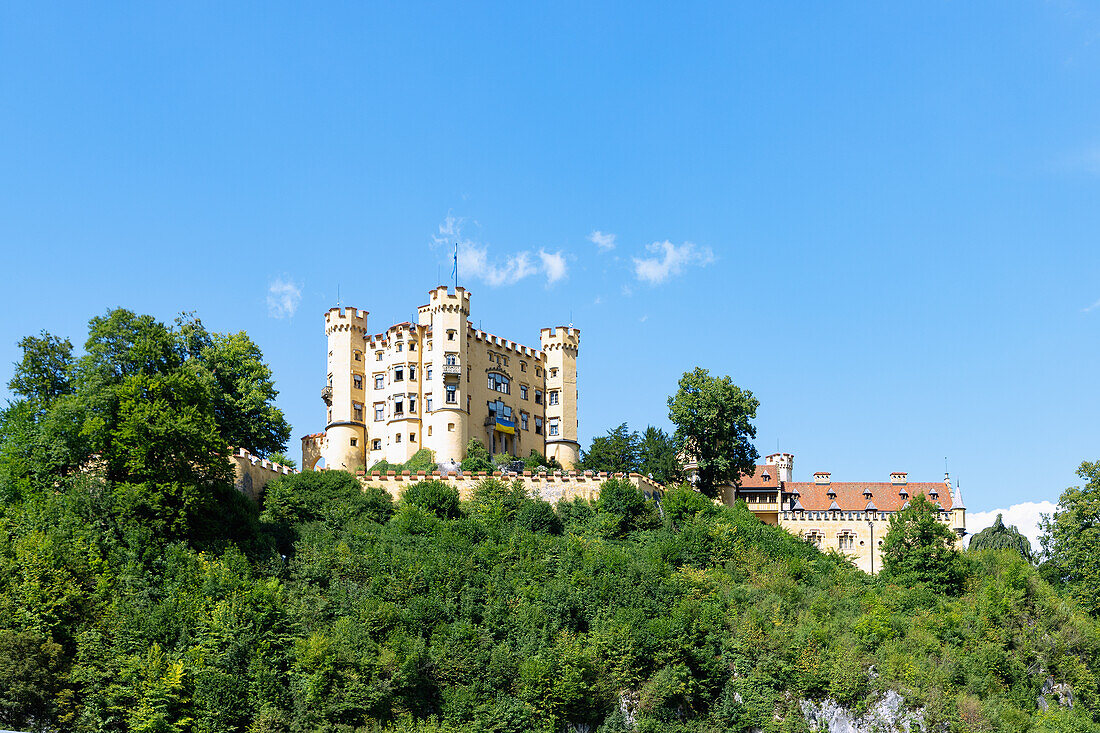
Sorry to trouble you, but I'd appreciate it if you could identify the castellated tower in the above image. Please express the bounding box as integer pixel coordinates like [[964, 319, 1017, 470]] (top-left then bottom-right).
[[419, 286, 471, 464], [540, 326, 581, 469], [765, 452, 794, 483], [322, 307, 369, 471]]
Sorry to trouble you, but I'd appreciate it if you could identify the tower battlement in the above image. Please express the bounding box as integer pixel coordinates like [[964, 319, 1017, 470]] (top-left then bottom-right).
[[426, 286, 471, 316], [325, 307, 369, 334], [540, 326, 580, 351]]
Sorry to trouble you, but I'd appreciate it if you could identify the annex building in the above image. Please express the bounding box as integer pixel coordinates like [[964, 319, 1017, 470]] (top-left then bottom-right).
[[302, 286, 580, 473], [692, 452, 967, 574]]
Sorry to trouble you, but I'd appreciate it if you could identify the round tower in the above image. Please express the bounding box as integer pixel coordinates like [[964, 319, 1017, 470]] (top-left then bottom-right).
[[423, 286, 471, 464], [322, 306, 369, 471], [765, 452, 794, 483]]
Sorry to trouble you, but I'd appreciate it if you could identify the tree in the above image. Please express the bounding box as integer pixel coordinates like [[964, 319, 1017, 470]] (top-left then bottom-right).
[[402, 479, 462, 519], [880, 493, 965, 595], [969, 514, 1032, 561], [267, 452, 297, 470], [8, 331, 73, 413], [580, 423, 640, 473], [667, 368, 759, 499], [638, 426, 684, 486], [460, 439, 494, 473], [1040, 461, 1100, 615]]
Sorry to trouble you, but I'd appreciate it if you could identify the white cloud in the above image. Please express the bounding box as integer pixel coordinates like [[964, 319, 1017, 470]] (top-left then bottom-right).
[[432, 215, 568, 287], [593, 295, 602, 305], [267, 277, 302, 319], [538, 249, 568, 284], [966, 501, 1056, 554], [633, 240, 715, 284], [1083, 297, 1100, 313], [588, 230, 616, 251]]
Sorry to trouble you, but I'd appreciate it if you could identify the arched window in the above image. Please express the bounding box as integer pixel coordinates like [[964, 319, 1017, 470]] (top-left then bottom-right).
[[488, 372, 511, 394]]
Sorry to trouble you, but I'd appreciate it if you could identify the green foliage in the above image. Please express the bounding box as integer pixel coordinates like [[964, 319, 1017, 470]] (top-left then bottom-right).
[[459, 439, 493, 473], [402, 479, 462, 519], [667, 367, 759, 498], [970, 513, 1033, 561], [266, 452, 297, 470], [1040, 460, 1100, 615], [595, 477, 660, 536], [468, 478, 527, 523], [370, 447, 437, 475], [8, 331, 73, 413], [880, 493, 966, 595], [637, 426, 684, 486], [581, 423, 640, 473]]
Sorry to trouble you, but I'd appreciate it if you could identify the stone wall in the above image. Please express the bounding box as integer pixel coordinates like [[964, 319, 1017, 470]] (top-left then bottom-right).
[[356, 469, 664, 503], [229, 448, 298, 501]]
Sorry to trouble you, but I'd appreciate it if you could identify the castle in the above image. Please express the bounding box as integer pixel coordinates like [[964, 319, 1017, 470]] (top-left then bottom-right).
[[302, 286, 580, 472], [689, 452, 967, 573]]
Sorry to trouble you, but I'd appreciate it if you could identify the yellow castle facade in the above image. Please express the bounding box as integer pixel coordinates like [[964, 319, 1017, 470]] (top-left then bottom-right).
[[302, 286, 580, 472]]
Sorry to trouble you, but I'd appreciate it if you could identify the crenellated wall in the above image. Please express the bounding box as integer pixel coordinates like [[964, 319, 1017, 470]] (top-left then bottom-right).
[[356, 469, 663, 504], [229, 448, 298, 501]]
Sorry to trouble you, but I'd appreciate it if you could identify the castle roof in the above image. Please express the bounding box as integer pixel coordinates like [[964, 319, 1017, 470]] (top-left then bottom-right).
[[783, 482, 952, 512], [738, 464, 781, 489]]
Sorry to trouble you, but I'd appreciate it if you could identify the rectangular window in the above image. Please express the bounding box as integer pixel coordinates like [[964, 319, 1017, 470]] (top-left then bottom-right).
[[535, 417, 543, 435], [353, 404, 363, 421], [549, 390, 559, 405], [409, 396, 417, 413], [395, 433, 402, 443], [394, 367, 404, 382], [409, 365, 417, 381], [372, 439, 381, 450], [487, 373, 510, 393], [375, 375, 385, 390], [394, 399, 404, 416], [535, 390, 543, 405], [396, 342, 403, 352], [409, 341, 416, 351], [446, 385, 457, 403], [550, 368, 558, 378], [520, 361, 527, 372], [521, 413, 529, 431], [410, 432, 416, 442], [354, 351, 361, 361], [445, 353, 457, 365], [374, 404, 384, 421], [549, 418, 559, 436], [426, 367, 433, 380], [520, 385, 528, 400], [426, 396, 433, 411], [447, 330, 455, 341], [536, 367, 542, 377], [376, 352, 383, 361], [350, 438, 357, 446], [353, 374, 363, 390]]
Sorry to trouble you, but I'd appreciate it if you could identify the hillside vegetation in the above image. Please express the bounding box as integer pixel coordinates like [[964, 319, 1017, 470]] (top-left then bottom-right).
[[1, 311, 1099, 732]]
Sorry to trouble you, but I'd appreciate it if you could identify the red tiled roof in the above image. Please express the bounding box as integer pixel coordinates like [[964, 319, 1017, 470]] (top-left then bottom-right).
[[739, 464, 782, 489], [784, 482, 951, 512]]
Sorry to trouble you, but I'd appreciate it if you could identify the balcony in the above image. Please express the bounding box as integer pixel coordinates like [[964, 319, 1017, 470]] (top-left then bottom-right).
[[320, 385, 333, 406], [442, 364, 461, 376]]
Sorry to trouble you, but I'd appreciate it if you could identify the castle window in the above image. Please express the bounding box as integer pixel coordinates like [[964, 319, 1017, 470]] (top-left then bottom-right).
[[550, 368, 558, 378], [427, 426, 432, 437], [395, 433, 402, 443], [549, 390, 559, 405], [353, 404, 363, 421], [374, 404, 384, 421], [549, 418, 559, 436], [445, 385, 457, 404], [394, 367, 404, 382], [409, 396, 417, 413], [375, 374, 384, 389], [520, 385, 528, 400], [838, 532, 856, 550], [353, 374, 363, 390], [445, 353, 457, 365], [394, 399, 404, 416], [327, 409, 332, 423], [410, 432, 416, 443], [327, 373, 333, 387], [534, 390, 543, 405], [448, 423, 455, 432], [354, 350, 361, 361], [372, 439, 382, 451], [409, 365, 417, 381], [350, 438, 357, 446], [426, 396, 433, 411], [426, 367, 433, 380], [503, 356, 509, 367], [535, 417, 543, 435], [488, 372, 511, 394], [520, 361, 527, 372], [426, 341, 432, 351], [521, 413, 529, 431], [447, 330, 456, 341], [376, 351, 383, 361], [487, 399, 512, 421], [805, 531, 824, 548], [536, 367, 542, 377], [409, 341, 416, 351], [396, 342, 403, 352]]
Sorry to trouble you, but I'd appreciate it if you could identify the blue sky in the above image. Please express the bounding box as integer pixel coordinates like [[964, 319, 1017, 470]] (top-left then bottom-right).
[[2, 2, 1099, 536]]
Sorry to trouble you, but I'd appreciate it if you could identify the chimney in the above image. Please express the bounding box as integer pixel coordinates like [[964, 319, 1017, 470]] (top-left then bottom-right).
[[890, 472, 908, 485], [813, 471, 831, 485]]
